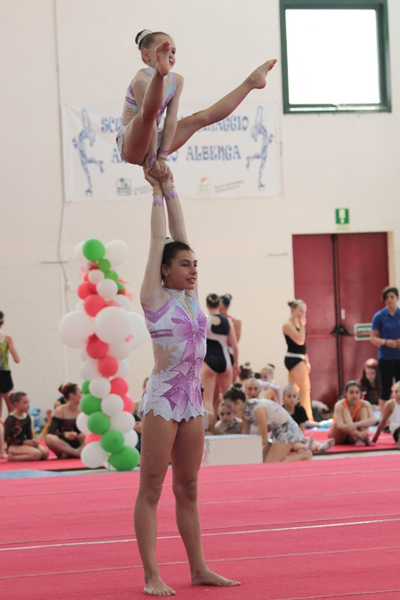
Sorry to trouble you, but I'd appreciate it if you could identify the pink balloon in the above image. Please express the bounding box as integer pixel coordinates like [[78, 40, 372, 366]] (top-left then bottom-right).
[[87, 334, 109, 360], [85, 433, 101, 444], [78, 282, 97, 300], [84, 294, 106, 317], [123, 394, 135, 413], [110, 377, 129, 397], [98, 355, 119, 377]]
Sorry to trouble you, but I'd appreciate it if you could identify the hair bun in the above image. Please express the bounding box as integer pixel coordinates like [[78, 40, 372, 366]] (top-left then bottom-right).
[[135, 29, 153, 48]]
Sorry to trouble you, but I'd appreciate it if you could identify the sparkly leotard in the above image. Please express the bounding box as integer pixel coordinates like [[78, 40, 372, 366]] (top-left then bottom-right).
[[116, 66, 178, 160], [139, 289, 207, 422]]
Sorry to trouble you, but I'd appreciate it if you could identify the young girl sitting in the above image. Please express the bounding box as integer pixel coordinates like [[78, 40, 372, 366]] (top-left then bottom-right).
[[45, 383, 85, 458], [117, 29, 277, 175], [328, 380, 375, 446], [215, 400, 242, 435], [242, 378, 312, 462], [283, 385, 334, 453], [372, 380, 400, 448], [4, 392, 48, 461]]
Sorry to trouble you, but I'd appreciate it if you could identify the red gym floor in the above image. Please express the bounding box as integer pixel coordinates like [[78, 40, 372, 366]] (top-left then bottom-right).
[[1, 455, 400, 599]]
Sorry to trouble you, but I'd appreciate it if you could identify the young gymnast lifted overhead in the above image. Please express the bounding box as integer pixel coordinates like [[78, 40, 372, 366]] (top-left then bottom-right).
[[116, 29, 277, 178]]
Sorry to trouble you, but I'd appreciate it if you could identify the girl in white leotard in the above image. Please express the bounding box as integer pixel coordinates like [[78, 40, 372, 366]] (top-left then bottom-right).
[[117, 28, 277, 178], [134, 168, 240, 596]]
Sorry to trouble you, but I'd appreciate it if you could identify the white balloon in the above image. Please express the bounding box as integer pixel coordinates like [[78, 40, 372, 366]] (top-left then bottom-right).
[[96, 279, 118, 301], [88, 269, 105, 284], [95, 306, 131, 344], [89, 377, 111, 399], [128, 312, 149, 349], [81, 442, 110, 469], [109, 341, 130, 360], [74, 241, 85, 261], [124, 429, 139, 448], [113, 294, 131, 311], [58, 311, 95, 349], [111, 411, 135, 433], [76, 412, 90, 435], [105, 240, 129, 265], [81, 348, 89, 362], [80, 359, 99, 380], [116, 359, 129, 378], [101, 394, 124, 416]]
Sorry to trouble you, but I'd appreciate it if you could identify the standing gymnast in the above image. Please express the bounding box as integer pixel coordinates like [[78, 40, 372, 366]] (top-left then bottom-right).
[[134, 168, 240, 596], [116, 29, 277, 174]]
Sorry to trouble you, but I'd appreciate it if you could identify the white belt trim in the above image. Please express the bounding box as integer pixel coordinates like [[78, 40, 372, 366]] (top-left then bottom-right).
[[285, 352, 306, 359]]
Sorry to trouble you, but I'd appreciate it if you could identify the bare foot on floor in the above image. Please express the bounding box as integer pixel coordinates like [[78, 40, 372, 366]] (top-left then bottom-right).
[[144, 577, 176, 596], [192, 568, 240, 587], [248, 59, 277, 89], [155, 41, 171, 77]]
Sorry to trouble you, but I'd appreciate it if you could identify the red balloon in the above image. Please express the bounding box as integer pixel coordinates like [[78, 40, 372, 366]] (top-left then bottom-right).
[[110, 377, 129, 397], [85, 433, 101, 444], [123, 394, 135, 413], [98, 356, 119, 377], [87, 335, 109, 360], [84, 294, 106, 317], [77, 282, 97, 300]]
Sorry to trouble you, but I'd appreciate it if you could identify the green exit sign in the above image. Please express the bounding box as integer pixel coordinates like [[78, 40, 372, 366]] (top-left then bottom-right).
[[335, 208, 350, 225]]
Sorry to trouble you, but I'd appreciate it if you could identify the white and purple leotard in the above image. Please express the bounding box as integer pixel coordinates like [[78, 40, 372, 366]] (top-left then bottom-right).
[[116, 66, 178, 160], [139, 289, 207, 422]]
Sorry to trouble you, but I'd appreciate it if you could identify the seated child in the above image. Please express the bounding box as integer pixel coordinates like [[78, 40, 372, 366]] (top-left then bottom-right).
[[215, 400, 242, 434], [283, 385, 334, 453], [328, 380, 375, 446], [258, 365, 282, 404], [242, 378, 312, 462], [372, 380, 400, 448], [4, 392, 49, 461], [45, 383, 85, 458]]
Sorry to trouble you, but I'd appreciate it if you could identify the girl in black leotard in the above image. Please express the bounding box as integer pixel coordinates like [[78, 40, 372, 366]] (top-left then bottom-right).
[[45, 383, 85, 458], [201, 294, 238, 414], [282, 299, 312, 420]]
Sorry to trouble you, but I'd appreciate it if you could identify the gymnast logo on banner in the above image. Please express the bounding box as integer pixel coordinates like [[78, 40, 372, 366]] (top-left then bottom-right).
[[61, 97, 282, 202]]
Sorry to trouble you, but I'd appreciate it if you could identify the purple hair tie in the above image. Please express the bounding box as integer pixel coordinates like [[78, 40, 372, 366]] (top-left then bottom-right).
[[164, 188, 177, 202], [147, 153, 157, 166], [159, 149, 169, 158]]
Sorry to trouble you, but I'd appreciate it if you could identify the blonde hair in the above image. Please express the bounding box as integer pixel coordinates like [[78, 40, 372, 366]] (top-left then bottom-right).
[[283, 384, 298, 398]]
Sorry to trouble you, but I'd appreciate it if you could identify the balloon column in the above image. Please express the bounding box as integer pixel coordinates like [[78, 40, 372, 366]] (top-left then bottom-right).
[[58, 239, 149, 470]]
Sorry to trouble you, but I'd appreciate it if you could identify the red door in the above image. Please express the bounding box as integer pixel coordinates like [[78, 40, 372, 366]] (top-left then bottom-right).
[[293, 233, 388, 407]]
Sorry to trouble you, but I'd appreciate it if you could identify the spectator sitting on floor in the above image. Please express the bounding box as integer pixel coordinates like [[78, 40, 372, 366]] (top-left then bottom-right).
[[222, 386, 247, 420], [237, 362, 253, 386], [328, 380, 375, 446], [258, 364, 282, 404], [242, 378, 312, 462], [359, 358, 381, 407], [372, 380, 400, 448], [283, 385, 334, 453], [215, 400, 242, 435], [45, 383, 85, 458], [4, 392, 49, 461]]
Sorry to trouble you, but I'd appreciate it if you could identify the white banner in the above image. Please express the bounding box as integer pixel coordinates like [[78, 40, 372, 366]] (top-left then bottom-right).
[[62, 98, 281, 202]]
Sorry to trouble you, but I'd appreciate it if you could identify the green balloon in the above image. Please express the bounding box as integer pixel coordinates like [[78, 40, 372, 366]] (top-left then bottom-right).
[[87, 411, 110, 435], [98, 258, 111, 273], [104, 270, 119, 282], [80, 394, 102, 415], [117, 282, 125, 293], [81, 380, 90, 394], [82, 239, 106, 262], [109, 446, 140, 471], [100, 429, 125, 454]]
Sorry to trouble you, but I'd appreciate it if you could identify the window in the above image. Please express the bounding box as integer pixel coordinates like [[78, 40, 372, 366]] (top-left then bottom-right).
[[280, 0, 391, 113]]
